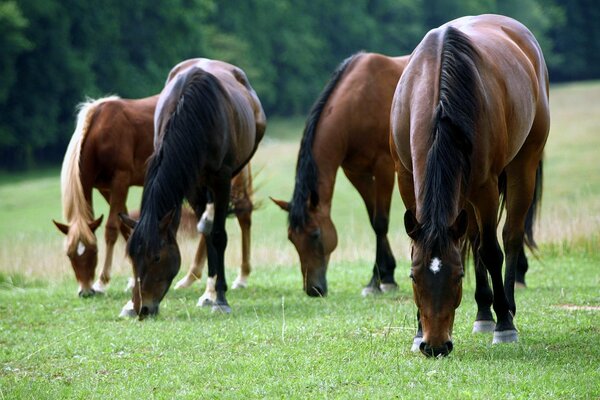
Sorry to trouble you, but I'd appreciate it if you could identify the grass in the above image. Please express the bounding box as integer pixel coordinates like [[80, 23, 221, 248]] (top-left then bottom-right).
[[0, 82, 599, 399]]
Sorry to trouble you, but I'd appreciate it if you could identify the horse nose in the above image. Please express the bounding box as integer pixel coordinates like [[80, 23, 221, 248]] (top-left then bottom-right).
[[78, 288, 96, 298], [305, 281, 328, 297], [419, 340, 453, 357], [138, 304, 159, 320]]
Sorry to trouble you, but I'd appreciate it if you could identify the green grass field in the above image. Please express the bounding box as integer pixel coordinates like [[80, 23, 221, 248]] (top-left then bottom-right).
[[1, 83, 599, 398]]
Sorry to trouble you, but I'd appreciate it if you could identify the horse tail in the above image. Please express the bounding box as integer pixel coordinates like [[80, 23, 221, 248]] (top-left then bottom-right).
[[524, 160, 543, 250], [422, 27, 479, 248], [60, 96, 119, 244], [289, 52, 363, 230]]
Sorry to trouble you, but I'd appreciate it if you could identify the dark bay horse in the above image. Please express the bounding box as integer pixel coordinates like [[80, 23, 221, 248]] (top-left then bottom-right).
[[272, 52, 409, 296], [53, 95, 255, 297], [390, 14, 549, 356], [122, 58, 266, 318]]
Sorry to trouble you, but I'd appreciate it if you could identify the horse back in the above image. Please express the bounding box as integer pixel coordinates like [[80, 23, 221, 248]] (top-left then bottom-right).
[[81, 95, 158, 189], [313, 53, 408, 170]]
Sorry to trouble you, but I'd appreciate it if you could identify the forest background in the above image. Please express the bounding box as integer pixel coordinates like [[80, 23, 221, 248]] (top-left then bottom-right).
[[0, 0, 597, 169]]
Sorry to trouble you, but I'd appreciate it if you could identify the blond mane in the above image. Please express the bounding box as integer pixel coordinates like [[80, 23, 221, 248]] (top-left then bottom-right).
[[60, 96, 120, 250]]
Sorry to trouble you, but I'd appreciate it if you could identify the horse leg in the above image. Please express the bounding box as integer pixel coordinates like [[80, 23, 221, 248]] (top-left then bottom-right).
[[231, 169, 253, 289], [468, 205, 495, 333], [175, 232, 207, 290], [502, 154, 542, 316], [206, 173, 232, 313], [472, 181, 517, 344], [94, 182, 129, 293], [343, 164, 396, 296]]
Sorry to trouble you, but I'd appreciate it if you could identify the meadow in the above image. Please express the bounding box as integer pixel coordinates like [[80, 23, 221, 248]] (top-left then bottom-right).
[[0, 82, 599, 399]]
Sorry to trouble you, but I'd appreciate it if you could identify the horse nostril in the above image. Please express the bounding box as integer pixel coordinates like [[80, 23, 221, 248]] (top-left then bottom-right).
[[78, 288, 96, 298], [306, 285, 327, 297], [140, 305, 149, 316], [420, 341, 452, 357]]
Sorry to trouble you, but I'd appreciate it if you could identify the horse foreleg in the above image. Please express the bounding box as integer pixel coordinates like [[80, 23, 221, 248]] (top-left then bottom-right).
[[472, 181, 517, 344], [175, 233, 207, 289], [94, 184, 128, 293]]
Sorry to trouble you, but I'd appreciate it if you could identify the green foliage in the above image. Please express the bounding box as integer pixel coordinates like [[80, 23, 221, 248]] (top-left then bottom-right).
[[0, 0, 598, 169]]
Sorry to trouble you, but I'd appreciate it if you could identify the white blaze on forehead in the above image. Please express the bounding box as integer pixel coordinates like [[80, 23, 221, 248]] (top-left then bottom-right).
[[77, 241, 86, 256], [429, 258, 442, 274]]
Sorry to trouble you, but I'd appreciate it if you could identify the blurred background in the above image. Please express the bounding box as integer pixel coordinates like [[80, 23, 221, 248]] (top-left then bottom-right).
[[0, 0, 598, 170]]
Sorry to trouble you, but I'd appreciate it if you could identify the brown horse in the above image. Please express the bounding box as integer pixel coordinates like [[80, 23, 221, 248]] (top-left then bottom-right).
[[390, 14, 549, 356], [121, 58, 265, 318], [272, 52, 408, 296], [53, 95, 254, 297]]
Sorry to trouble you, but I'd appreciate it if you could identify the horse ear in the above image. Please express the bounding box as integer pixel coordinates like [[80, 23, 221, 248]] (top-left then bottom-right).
[[119, 213, 138, 230], [404, 209, 421, 241], [89, 215, 104, 232], [53, 220, 70, 235], [450, 209, 468, 241], [270, 197, 290, 212], [159, 209, 176, 232]]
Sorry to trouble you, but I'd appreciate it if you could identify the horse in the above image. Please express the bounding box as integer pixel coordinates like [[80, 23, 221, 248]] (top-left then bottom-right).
[[120, 58, 266, 318], [390, 14, 549, 357], [53, 95, 255, 297], [272, 52, 409, 297]]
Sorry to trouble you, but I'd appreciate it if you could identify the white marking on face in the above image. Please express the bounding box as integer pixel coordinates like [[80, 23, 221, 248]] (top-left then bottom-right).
[[429, 257, 442, 274], [77, 241, 86, 256]]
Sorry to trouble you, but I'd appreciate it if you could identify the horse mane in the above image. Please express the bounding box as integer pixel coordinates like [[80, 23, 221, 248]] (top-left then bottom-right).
[[421, 27, 478, 250], [60, 95, 119, 248], [289, 52, 363, 230], [129, 69, 230, 254]]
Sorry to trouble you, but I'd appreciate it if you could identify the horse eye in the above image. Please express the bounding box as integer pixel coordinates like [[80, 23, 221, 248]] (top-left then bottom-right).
[[310, 229, 321, 240]]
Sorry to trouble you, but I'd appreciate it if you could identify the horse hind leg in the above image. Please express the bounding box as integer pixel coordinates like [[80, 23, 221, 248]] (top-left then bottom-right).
[[231, 203, 251, 289]]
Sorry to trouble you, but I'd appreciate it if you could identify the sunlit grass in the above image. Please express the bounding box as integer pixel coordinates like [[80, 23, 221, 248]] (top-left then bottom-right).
[[0, 82, 599, 399]]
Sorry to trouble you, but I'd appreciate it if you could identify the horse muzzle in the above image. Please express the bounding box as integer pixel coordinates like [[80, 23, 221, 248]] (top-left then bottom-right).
[[419, 340, 453, 357]]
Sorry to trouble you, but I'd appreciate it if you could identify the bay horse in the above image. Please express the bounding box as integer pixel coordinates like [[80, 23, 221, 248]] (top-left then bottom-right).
[[390, 14, 549, 356], [53, 95, 254, 297], [121, 58, 265, 318], [272, 52, 409, 296]]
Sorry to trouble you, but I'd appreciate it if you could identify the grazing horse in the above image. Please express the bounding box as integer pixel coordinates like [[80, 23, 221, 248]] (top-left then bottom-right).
[[121, 58, 265, 318], [53, 95, 156, 297], [53, 95, 255, 297], [272, 52, 409, 297], [390, 14, 549, 356]]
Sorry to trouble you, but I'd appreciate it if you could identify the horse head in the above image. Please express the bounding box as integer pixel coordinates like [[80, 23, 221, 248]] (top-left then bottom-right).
[[121, 209, 181, 319], [53, 216, 103, 297], [404, 208, 468, 357], [271, 197, 338, 297]]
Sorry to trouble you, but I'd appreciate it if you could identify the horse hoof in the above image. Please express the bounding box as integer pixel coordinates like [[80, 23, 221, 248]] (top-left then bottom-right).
[[492, 329, 518, 344], [211, 303, 232, 314], [92, 280, 108, 294], [379, 283, 398, 293], [472, 320, 496, 333], [119, 300, 137, 318], [361, 286, 381, 297], [174, 276, 196, 290], [232, 276, 248, 289], [411, 335, 423, 352], [197, 297, 214, 307], [515, 282, 527, 289]]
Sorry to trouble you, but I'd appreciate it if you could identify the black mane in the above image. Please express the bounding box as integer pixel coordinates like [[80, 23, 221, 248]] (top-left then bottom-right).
[[421, 27, 479, 250], [289, 52, 363, 230], [128, 69, 229, 258]]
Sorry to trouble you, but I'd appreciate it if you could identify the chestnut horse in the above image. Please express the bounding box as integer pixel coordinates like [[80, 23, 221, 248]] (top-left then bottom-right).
[[53, 95, 254, 297], [390, 14, 549, 356], [272, 52, 408, 296], [121, 58, 265, 318]]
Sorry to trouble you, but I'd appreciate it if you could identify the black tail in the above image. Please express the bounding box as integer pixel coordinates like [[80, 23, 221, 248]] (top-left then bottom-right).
[[289, 52, 363, 231], [524, 160, 543, 250]]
